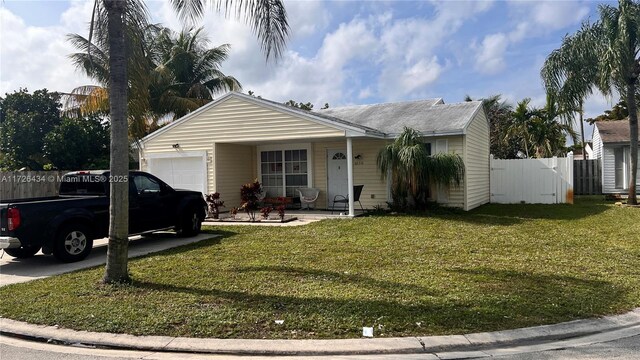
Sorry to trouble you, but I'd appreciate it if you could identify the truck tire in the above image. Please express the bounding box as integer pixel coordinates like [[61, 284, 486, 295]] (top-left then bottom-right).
[[53, 223, 94, 262], [4, 245, 41, 259], [177, 207, 202, 237]]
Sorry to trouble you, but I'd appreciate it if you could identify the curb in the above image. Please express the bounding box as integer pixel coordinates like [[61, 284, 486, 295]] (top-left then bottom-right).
[[1, 308, 639, 356]]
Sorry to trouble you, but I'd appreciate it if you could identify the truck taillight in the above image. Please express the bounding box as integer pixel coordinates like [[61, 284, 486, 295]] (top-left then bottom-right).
[[7, 207, 21, 231]]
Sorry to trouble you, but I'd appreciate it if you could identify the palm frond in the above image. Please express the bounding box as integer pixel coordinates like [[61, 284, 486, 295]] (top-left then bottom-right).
[[170, 0, 289, 60]]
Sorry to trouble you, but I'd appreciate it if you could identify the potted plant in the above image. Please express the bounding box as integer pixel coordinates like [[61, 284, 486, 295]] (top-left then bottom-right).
[[205, 192, 225, 219]]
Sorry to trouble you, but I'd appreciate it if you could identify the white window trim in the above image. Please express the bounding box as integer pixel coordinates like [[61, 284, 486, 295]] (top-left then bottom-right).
[[256, 143, 313, 197]]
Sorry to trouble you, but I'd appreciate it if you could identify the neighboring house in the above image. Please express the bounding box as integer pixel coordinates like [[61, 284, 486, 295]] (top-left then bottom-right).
[[573, 143, 593, 160], [139, 92, 490, 214], [592, 119, 640, 194]]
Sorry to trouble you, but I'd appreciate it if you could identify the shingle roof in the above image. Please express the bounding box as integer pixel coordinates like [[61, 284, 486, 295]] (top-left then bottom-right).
[[250, 95, 385, 136], [596, 120, 632, 143], [317, 99, 483, 135]]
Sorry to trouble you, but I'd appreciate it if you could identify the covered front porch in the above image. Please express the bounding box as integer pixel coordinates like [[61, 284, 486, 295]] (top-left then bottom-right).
[[211, 136, 388, 217]]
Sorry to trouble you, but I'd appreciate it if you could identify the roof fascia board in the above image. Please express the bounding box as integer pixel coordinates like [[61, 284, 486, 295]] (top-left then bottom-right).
[[461, 102, 484, 135], [345, 130, 385, 138]]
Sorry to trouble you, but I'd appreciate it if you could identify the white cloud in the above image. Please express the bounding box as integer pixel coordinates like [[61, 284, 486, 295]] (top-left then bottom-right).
[[475, 33, 509, 74], [284, 0, 331, 39], [0, 4, 95, 95], [473, 1, 590, 77]]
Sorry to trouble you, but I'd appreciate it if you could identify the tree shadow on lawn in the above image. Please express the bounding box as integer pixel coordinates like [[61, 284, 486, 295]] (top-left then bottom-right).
[[449, 267, 629, 320], [233, 265, 438, 297], [136, 229, 238, 258], [407, 201, 611, 226], [130, 265, 628, 338]]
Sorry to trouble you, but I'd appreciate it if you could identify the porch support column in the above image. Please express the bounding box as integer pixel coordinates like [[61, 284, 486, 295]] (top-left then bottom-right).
[[346, 137, 355, 216]]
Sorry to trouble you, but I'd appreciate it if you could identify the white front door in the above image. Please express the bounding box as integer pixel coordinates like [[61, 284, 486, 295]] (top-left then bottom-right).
[[327, 149, 348, 208]]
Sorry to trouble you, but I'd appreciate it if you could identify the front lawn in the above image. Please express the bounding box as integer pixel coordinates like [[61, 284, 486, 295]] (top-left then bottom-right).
[[1, 197, 638, 339]]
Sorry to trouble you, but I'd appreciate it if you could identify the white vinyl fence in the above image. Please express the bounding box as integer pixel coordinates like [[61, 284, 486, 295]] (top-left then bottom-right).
[[490, 154, 574, 204]]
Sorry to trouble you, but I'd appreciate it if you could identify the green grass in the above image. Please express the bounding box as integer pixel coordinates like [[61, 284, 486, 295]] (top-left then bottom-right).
[[1, 197, 639, 339]]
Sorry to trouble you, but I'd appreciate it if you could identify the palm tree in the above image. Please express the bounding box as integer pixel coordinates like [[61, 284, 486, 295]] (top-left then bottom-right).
[[505, 99, 536, 158], [377, 127, 465, 210], [68, 25, 241, 139], [465, 94, 515, 159], [96, 0, 288, 283], [528, 99, 577, 159], [541, 23, 598, 158], [541, 0, 639, 204], [149, 27, 241, 119]]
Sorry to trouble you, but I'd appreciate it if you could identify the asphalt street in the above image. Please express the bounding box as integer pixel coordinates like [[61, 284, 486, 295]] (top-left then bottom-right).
[[1, 334, 639, 359]]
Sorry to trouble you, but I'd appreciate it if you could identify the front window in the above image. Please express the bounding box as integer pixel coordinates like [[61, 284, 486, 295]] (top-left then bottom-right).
[[260, 149, 309, 197]]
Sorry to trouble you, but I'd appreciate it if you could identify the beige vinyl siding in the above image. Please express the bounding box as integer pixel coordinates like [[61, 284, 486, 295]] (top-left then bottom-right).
[[143, 97, 345, 153], [424, 135, 465, 208], [602, 146, 616, 194], [313, 139, 389, 209], [214, 143, 254, 207], [463, 110, 490, 210]]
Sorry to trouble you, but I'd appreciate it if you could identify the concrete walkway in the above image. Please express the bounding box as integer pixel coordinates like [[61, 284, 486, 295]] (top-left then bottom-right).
[[1, 309, 639, 357]]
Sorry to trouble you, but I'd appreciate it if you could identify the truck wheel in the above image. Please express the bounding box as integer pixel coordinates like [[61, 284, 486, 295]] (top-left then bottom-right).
[[4, 245, 41, 259], [53, 224, 94, 262], [177, 207, 201, 237]]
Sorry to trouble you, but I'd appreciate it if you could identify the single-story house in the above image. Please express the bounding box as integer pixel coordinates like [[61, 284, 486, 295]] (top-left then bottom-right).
[[592, 119, 640, 194], [139, 91, 490, 214]]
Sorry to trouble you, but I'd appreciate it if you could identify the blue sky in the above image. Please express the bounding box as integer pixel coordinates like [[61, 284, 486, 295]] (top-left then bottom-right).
[[0, 1, 620, 141]]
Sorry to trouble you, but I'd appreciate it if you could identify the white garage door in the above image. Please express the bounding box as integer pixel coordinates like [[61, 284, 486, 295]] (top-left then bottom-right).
[[147, 153, 207, 194]]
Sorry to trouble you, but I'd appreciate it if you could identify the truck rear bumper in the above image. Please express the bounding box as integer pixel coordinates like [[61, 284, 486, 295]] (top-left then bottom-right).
[[0, 237, 21, 249]]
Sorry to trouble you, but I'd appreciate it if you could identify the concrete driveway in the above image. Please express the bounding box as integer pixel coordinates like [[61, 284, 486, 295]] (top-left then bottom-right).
[[0, 232, 218, 287]]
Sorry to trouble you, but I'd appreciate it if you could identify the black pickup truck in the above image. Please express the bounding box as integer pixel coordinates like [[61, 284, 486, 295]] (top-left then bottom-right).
[[0, 171, 207, 262]]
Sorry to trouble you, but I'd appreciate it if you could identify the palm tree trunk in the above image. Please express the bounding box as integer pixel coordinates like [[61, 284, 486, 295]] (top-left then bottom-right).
[[103, 0, 130, 283], [626, 82, 638, 205]]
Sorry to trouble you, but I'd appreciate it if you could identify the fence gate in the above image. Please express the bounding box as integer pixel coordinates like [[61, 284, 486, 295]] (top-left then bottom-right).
[[573, 159, 601, 195], [490, 154, 574, 204]]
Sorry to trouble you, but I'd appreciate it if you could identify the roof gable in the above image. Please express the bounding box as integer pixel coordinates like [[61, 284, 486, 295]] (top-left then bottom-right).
[[142, 92, 384, 143]]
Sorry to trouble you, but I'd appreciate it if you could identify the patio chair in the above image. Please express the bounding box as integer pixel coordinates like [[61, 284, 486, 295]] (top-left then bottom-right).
[[297, 188, 320, 210], [331, 185, 364, 214]]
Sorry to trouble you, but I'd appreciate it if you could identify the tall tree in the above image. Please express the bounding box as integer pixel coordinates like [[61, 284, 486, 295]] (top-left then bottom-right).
[[43, 115, 110, 170], [528, 96, 577, 158], [94, 0, 288, 284], [149, 27, 241, 119], [377, 127, 465, 210], [68, 25, 240, 139], [0, 89, 63, 170], [542, 0, 640, 204], [505, 99, 536, 159]]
